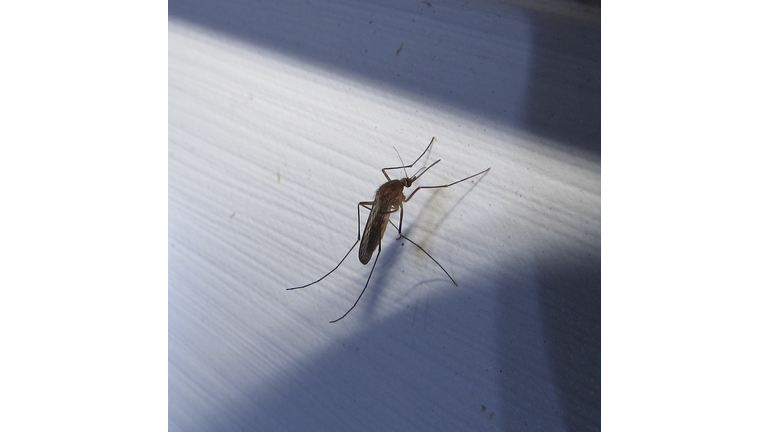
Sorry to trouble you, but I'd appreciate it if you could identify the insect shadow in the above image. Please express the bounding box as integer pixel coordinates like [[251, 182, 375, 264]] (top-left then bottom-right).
[[287, 136, 490, 323]]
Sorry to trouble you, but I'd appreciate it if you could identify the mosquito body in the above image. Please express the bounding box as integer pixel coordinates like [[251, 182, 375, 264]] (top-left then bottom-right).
[[359, 178, 411, 265], [287, 136, 490, 323]]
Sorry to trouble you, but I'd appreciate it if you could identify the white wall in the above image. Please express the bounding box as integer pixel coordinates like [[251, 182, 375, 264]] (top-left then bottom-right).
[[169, 1, 600, 430]]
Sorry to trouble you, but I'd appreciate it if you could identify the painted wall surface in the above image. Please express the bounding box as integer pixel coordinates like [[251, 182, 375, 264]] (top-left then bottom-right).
[[169, 1, 600, 430]]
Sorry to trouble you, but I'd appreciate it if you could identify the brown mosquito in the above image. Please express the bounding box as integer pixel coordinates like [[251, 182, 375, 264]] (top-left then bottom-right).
[[287, 136, 490, 323]]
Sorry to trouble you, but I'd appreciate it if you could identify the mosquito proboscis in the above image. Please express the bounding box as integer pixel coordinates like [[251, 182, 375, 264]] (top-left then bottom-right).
[[287, 136, 490, 323]]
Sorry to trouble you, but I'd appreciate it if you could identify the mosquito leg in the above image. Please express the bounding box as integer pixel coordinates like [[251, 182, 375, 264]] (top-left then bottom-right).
[[387, 219, 458, 286], [408, 159, 441, 182], [381, 136, 437, 179], [382, 159, 440, 181], [286, 201, 373, 290], [330, 243, 382, 323], [286, 240, 358, 290], [403, 167, 490, 203]]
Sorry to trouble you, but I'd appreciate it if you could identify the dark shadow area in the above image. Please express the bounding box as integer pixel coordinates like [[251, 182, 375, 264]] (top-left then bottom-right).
[[169, 247, 600, 431], [169, 0, 600, 153], [538, 253, 600, 432], [496, 249, 601, 432]]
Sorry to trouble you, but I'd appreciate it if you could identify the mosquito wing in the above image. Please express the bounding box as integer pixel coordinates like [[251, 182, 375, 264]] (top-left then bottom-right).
[[359, 200, 391, 265]]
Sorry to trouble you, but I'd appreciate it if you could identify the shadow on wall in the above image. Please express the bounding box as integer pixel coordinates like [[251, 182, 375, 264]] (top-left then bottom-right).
[[168, 0, 600, 154], [496, 249, 601, 431], [169, 247, 600, 431]]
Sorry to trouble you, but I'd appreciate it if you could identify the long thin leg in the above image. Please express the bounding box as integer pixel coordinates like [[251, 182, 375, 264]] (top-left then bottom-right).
[[286, 240, 358, 290], [286, 201, 373, 290], [387, 218, 458, 286], [403, 167, 490, 203], [329, 243, 382, 323], [381, 136, 437, 181], [393, 166, 490, 283]]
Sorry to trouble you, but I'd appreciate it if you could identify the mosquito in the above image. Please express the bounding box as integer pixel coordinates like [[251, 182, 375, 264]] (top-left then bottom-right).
[[287, 136, 490, 323]]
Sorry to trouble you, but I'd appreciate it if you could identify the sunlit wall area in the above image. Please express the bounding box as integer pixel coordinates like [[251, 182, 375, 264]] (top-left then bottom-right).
[[169, 1, 599, 430]]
